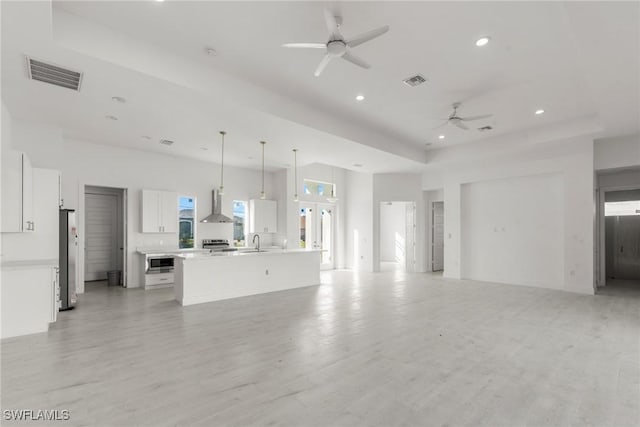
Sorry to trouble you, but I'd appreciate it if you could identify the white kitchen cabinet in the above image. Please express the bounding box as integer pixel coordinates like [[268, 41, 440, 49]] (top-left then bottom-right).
[[160, 192, 178, 233], [1, 150, 34, 232], [1, 263, 59, 339], [249, 199, 277, 233], [141, 190, 178, 233]]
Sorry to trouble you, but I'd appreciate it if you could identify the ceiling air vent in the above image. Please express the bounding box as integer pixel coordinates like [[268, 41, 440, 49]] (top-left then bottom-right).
[[402, 74, 427, 87], [159, 139, 175, 146], [26, 57, 83, 91], [478, 126, 493, 132]]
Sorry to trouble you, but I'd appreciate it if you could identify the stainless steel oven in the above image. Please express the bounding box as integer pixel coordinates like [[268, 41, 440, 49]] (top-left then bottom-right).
[[146, 255, 175, 274]]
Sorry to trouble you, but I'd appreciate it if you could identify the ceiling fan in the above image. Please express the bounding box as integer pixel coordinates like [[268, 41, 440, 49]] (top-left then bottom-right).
[[282, 9, 389, 77], [434, 102, 493, 131]]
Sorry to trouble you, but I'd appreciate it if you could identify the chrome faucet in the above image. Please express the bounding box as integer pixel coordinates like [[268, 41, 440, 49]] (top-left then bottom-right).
[[252, 234, 261, 252]]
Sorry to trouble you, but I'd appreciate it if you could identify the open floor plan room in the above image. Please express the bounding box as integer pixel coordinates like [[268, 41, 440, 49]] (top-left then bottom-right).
[[1, 1, 639, 426]]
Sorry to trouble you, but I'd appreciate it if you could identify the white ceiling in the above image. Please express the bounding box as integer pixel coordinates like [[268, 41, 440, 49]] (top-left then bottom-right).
[[2, 1, 638, 172]]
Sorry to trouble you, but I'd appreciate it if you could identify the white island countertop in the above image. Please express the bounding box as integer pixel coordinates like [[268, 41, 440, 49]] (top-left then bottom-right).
[[136, 247, 211, 256], [174, 249, 321, 306], [176, 248, 317, 260]]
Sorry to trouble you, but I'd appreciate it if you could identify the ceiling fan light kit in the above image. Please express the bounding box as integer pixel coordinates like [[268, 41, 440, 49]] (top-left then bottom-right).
[[282, 9, 390, 76]]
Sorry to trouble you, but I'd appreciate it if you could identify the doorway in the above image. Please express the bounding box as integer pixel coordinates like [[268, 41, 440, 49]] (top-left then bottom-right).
[[299, 203, 334, 270], [84, 186, 126, 286], [379, 201, 416, 272], [432, 201, 444, 272], [603, 191, 640, 289]]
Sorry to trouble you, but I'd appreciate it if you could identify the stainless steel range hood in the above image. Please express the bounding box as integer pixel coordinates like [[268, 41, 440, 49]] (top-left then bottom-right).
[[200, 189, 233, 223]]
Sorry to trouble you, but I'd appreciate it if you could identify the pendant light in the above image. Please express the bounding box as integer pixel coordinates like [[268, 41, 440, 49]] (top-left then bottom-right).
[[327, 166, 338, 203], [260, 140, 266, 199], [293, 149, 299, 202], [219, 131, 226, 196]]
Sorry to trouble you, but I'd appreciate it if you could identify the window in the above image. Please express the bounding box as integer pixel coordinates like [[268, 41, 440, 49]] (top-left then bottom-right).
[[233, 200, 248, 247], [179, 196, 195, 248], [303, 179, 334, 197], [605, 201, 640, 216]]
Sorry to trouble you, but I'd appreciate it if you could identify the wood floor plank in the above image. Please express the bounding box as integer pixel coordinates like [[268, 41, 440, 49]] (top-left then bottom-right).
[[1, 273, 639, 426]]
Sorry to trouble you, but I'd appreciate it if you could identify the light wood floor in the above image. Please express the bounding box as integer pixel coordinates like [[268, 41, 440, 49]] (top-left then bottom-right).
[[2, 271, 639, 426]]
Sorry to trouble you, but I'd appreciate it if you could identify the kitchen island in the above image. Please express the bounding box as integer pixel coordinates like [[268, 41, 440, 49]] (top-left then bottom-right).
[[174, 249, 321, 306]]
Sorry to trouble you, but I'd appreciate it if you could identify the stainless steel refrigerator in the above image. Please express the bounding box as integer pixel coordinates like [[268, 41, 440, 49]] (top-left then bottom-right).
[[59, 209, 78, 311]]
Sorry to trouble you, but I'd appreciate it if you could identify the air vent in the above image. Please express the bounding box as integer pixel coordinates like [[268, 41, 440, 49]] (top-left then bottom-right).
[[159, 139, 175, 146], [402, 74, 427, 87], [26, 57, 82, 91], [478, 126, 493, 132]]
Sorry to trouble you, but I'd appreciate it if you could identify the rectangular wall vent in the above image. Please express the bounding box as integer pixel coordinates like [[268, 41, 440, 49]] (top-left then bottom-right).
[[159, 139, 175, 146], [402, 74, 427, 87], [26, 57, 83, 91]]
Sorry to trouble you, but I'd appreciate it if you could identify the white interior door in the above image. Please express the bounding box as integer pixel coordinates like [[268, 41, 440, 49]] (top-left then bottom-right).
[[405, 203, 416, 273], [432, 201, 444, 272], [85, 192, 120, 281], [299, 203, 335, 270]]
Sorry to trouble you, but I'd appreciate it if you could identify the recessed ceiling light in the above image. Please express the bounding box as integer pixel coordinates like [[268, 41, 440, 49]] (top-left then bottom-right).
[[154, 0, 165, 2], [111, 96, 126, 103], [535, 109, 545, 115], [356, 95, 365, 101], [105, 115, 118, 121], [353, 163, 363, 168], [475, 36, 490, 47], [438, 135, 445, 140]]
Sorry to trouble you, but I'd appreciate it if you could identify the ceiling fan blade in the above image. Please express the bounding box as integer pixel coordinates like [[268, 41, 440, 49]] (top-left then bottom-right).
[[453, 121, 469, 130], [282, 43, 326, 49], [461, 114, 493, 121], [346, 25, 390, 48], [314, 54, 333, 77], [323, 9, 342, 39], [341, 51, 370, 69], [431, 121, 449, 130]]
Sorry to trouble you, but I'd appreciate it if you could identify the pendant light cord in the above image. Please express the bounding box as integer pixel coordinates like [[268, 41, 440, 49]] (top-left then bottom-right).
[[219, 131, 226, 194], [293, 149, 298, 201], [260, 141, 266, 198]]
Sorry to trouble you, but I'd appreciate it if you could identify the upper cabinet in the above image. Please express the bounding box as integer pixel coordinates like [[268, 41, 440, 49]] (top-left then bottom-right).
[[141, 190, 178, 233], [249, 199, 277, 233], [1, 151, 34, 232]]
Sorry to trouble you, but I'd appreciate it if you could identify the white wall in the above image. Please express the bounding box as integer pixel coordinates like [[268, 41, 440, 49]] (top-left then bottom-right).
[[461, 173, 565, 289], [1, 103, 11, 243], [594, 134, 640, 170], [344, 170, 373, 271], [435, 136, 595, 294], [10, 119, 283, 289], [379, 202, 406, 262], [372, 173, 426, 273]]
